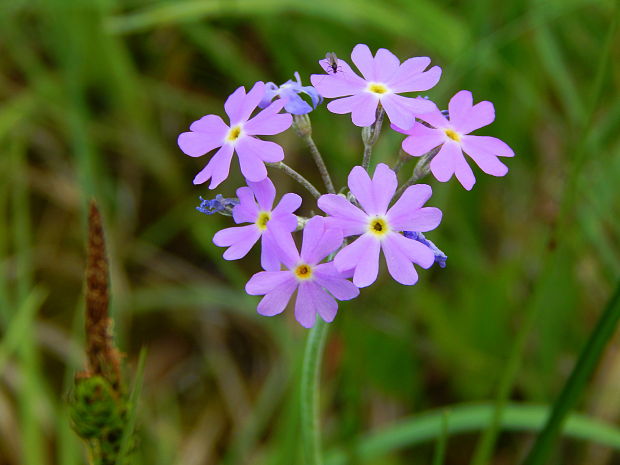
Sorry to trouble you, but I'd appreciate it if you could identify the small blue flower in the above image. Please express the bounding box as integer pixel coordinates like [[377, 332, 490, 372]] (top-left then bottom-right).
[[259, 72, 323, 115], [196, 195, 238, 215], [403, 231, 447, 268]]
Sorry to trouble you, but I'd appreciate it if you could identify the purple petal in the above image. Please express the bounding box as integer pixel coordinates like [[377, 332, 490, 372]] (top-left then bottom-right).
[[447, 90, 473, 129], [247, 177, 276, 211], [179, 114, 228, 157], [461, 136, 512, 177], [453, 148, 476, 190], [213, 224, 261, 260], [244, 99, 293, 136], [236, 81, 266, 125], [327, 94, 379, 127], [381, 94, 436, 129], [272, 192, 302, 216], [350, 43, 375, 81], [347, 165, 376, 213], [193, 144, 234, 188], [260, 231, 282, 271], [387, 184, 442, 231], [389, 232, 435, 268], [269, 229, 300, 269], [300, 216, 344, 265], [317, 194, 367, 237], [232, 186, 259, 223], [224, 86, 247, 124], [381, 234, 419, 285], [417, 107, 450, 129], [178, 132, 222, 158], [313, 262, 360, 300], [295, 282, 338, 327], [236, 136, 285, 167], [334, 234, 380, 288], [256, 277, 298, 316], [246, 270, 292, 294], [429, 142, 458, 183], [310, 59, 367, 98], [374, 48, 401, 82], [400, 124, 444, 157], [371, 163, 397, 215], [457, 100, 495, 134], [389, 56, 431, 88], [388, 64, 442, 94], [461, 135, 514, 158]]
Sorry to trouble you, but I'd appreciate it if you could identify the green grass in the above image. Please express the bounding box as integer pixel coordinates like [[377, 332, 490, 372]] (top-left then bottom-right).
[[0, 0, 619, 463]]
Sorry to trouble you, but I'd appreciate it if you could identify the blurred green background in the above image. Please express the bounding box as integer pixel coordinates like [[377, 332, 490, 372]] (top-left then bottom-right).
[[1, 0, 619, 463]]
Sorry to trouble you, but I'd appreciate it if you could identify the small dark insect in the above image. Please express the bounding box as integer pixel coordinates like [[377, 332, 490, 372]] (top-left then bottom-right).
[[325, 52, 340, 74]]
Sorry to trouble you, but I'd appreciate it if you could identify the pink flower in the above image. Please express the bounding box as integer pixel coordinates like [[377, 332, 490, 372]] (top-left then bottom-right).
[[318, 164, 442, 288], [310, 44, 441, 129], [394, 90, 515, 190], [178, 82, 293, 189], [213, 178, 301, 271], [245, 216, 359, 328]]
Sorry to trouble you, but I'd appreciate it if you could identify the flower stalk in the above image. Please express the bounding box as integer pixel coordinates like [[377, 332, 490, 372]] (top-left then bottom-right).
[[293, 114, 336, 194], [301, 318, 329, 465], [268, 162, 322, 199], [361, 106, 385, 170]]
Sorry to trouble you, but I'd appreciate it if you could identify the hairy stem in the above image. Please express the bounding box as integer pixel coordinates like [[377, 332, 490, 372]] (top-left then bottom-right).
[[303, 134, 335, 194], [268, 162, 321, 199], [392, 149, 411, 174], [301, 319, 329, 465], [395, 147, 439, 198], [293, 114, 335, 194], [362, 106, 385, 170]]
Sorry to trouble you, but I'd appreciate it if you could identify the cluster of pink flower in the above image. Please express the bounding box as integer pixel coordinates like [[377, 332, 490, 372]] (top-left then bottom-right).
[[179, 44, 514, 328]]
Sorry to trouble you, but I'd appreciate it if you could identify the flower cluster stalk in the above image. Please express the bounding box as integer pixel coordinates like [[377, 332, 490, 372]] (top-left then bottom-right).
[[301, 319, 329, 465]]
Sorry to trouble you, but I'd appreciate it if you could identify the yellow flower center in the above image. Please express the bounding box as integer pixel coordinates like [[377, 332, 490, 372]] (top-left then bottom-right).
[[367, 82, 389, 95], [294, 263, 313, 280], [444, 128, 461, 142], [255, 211, 271, 230], [368, 217, 390, 237], [226, 125, 243, 142]]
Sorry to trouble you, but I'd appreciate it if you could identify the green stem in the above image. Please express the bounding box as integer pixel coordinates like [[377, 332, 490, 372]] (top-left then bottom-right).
[[362, 107, 384, 171], [268, 162, 321, 199], [303, 134, 335, 194], [301, 319, 329, 465], [522, 281, 620, 465]]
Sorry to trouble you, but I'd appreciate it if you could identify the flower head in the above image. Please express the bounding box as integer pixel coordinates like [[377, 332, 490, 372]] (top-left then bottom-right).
[[245, 216, 359, 328], [259, 72, 323, 115], [213, 177, 301, 271], [318, 163, 442, 288], [196, 194, 239, 215], [394, 90, 515, 190], [310, 44, 442, 129], [178, 81, 293, 189]]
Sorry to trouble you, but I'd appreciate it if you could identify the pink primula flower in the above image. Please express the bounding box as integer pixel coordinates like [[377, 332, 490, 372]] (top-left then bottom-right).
[[245, 216, 359, 328], [213, 177, 301, 271], [310, 44, 441, 129], [318, 164, 442, 288], [394, 90, 515, 190], [178, 81, 293, 189]]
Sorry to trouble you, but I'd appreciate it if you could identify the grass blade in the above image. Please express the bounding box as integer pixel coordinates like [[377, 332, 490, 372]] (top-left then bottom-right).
[[522, 281, 620, 465]]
